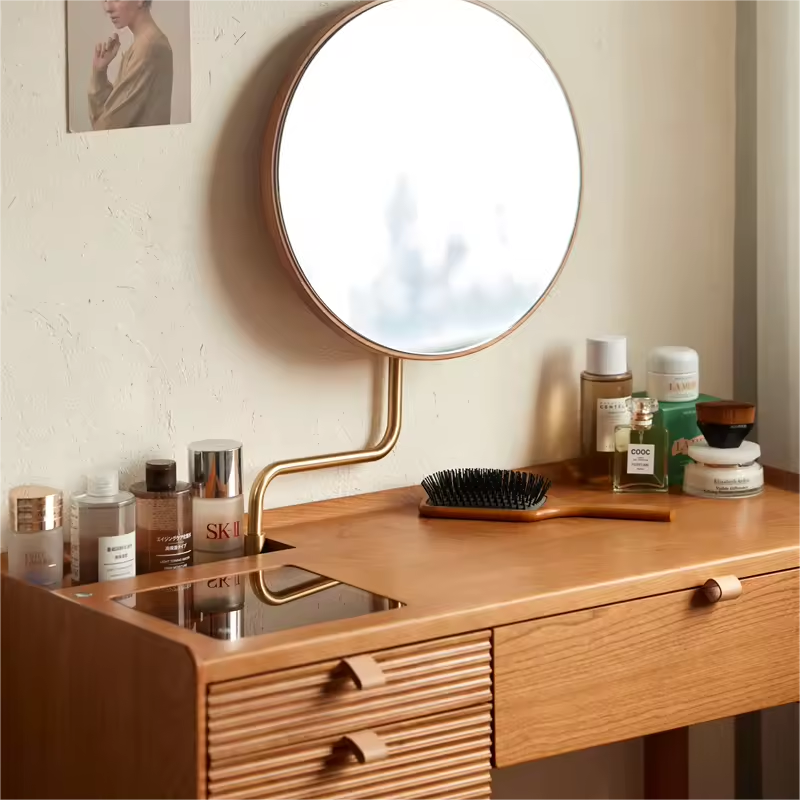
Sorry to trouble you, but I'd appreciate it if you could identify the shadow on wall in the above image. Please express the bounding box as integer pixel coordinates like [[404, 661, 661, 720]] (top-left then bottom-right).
[[532, 344, 579, 464], [205, 9, 365, 367]]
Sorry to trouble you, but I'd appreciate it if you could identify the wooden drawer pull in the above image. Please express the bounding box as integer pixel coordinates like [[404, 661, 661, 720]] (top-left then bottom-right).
[[340, 655, 386, 689], [340, 729, 389, 764], [703, 576, 743, 603]]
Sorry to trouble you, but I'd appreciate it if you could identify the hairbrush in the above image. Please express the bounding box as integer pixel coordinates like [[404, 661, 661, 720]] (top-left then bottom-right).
[[419, 468, 674, 523]]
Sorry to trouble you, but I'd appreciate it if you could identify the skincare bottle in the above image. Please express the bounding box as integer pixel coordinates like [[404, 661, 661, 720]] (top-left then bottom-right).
[[580, 336, 633, 482], [612, 397, 669, 493], [7, 485, 64, 588], [130, 459, 193, 574], [646, 346, 699, 403], [71, 470, 136, 585], [188, 439, 244, 556]]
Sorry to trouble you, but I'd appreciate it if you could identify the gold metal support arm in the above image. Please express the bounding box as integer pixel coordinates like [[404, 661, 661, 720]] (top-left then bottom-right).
[[246, 357, 403, 605]]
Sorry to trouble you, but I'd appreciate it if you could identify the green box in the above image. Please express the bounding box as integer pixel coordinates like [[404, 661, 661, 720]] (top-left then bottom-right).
[[633, 392, 721, 487]]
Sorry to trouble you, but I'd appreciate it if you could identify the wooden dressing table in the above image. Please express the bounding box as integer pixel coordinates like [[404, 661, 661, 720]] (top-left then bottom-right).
[[2, 468, 798, 799]]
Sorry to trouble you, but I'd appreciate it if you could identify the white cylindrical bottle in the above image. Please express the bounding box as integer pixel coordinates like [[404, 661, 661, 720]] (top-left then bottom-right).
[[7, 485, 64, 588], [188, 439, 244, 556]]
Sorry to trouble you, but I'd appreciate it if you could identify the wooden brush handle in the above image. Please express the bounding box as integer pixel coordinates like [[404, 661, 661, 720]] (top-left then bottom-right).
[[531, 504, 674, 523], [419, 501, 674, 523]]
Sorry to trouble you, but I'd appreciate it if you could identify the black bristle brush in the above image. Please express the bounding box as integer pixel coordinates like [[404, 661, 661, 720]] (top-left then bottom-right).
[[420, 468, 674, 523]]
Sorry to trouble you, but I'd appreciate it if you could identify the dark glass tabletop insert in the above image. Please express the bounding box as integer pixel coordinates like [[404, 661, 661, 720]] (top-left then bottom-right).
[[113, 563, 404, 641]]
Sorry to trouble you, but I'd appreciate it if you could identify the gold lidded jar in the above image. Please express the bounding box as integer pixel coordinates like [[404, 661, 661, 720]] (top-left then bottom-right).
[[7, 485, 64, 588]]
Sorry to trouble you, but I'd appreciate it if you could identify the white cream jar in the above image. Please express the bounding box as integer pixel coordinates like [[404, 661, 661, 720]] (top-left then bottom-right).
[[646, 346, 699, 402], [683, 441, 763, 499]]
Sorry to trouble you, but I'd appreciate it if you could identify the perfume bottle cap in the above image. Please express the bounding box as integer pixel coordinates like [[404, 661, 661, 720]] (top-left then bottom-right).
[[87, 470, 119, 498], [9, 485, 63, 532], [627, 396, 659, 425], [586, 336, 628, 376], [188, 439, 243, 499], [146, 459, 177, 492]]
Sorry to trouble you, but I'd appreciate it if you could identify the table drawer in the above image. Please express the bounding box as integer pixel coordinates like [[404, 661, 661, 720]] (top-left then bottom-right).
[[494, 569, 799, 767], [208, 631, 491, 756], [207, 704, 493, 800]]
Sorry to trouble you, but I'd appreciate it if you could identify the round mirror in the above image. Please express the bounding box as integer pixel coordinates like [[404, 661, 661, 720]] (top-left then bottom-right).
[[264, 0, 582, 360]]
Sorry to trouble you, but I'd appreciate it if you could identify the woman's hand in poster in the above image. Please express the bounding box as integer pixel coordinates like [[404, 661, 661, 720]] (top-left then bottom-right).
[[92, 34, 120, 72]]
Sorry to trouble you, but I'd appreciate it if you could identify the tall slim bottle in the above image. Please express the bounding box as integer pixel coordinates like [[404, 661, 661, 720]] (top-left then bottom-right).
[[580, 336, 633, 484], [188, 439, 244, 556], [71, 471, 136, 585]]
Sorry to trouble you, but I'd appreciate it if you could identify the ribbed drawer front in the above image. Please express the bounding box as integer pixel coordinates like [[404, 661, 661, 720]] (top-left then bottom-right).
[[207, 631, 491, 756], [207, 704, 493, 800]]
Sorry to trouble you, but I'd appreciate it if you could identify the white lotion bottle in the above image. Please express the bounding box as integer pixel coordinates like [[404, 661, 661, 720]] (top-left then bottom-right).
[[188, 439, 245, 556]]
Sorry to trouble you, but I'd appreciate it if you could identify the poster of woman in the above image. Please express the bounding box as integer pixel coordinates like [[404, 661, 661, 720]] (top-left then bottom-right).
[[67, 0, 191, 132]]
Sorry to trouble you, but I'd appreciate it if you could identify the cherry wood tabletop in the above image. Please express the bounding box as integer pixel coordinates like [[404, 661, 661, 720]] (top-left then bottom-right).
[[46, 464, 799, 684]]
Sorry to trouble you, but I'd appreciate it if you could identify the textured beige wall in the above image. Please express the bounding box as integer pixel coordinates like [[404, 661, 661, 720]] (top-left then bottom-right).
[[66, 0, 191, 131], [0, 0, 736, 523], [2, 2, 741, 795], [756, 0, 800, 473]]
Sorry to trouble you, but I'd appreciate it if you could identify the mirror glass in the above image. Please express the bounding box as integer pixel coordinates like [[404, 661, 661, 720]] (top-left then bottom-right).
[[114, 565, 404, 641], [272, 0, 581, 358]]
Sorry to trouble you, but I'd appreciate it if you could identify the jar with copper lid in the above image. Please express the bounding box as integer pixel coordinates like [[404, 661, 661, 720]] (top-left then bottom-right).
[[7, 485, 64, 588]]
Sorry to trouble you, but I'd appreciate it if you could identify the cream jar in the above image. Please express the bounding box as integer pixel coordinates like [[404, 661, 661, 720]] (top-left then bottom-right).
[[683, 441, 763, 499], [646, 346, 699, 402], [7, 485, 64, 588]]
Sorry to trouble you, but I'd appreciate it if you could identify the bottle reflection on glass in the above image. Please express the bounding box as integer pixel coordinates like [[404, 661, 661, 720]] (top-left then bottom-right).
[[192, 550, 245, 641], [613, 397, 669, 493]]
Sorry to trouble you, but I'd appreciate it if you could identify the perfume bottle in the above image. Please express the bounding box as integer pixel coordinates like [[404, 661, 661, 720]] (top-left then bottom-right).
[[613, 397, 668, 493]]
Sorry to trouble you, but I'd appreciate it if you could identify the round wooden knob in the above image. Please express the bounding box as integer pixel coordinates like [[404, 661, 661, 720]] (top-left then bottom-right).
[[702, 576, 742, 603], [340, 654, 386, 689], [341, 730, 389, 764]]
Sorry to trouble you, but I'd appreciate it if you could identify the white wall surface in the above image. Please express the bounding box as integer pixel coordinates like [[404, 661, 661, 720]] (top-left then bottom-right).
[[757, 0, 800, 473], [0, 1, 748, 797]]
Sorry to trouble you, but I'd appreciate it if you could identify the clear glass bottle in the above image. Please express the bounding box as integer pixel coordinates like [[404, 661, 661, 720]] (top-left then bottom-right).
[[580, 336, 633, 484], [188, 439, 244, 556], [7, 485, 64, 588], [613, 397, 669, 493], [71, 470, 136, 585], [130, 459, 193, 574]]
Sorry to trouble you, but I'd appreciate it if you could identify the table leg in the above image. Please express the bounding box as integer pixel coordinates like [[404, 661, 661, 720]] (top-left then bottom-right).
[[644, 726, 689, 799], [734, 711, 762, 799]]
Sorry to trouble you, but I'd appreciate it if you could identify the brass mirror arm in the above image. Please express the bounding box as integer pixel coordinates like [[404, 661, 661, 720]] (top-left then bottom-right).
[[252, 576, 341, 606], [246, 358, 403, 605]]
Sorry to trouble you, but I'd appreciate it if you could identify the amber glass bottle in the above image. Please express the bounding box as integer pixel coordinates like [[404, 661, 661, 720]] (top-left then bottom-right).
[[131, 460, 193, 574], [580, 336, 633, 484]]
